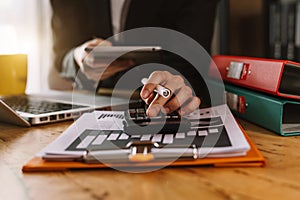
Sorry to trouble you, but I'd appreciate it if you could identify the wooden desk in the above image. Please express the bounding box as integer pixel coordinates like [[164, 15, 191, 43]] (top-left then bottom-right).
[[1, 119, 300, 200]]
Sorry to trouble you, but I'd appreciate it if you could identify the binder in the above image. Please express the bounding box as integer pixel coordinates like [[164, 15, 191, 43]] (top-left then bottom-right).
[[22, 105, 265, 172], [209, 55, 300, 100], [22, 130, 265, 172], [224, 83, 300, 136]]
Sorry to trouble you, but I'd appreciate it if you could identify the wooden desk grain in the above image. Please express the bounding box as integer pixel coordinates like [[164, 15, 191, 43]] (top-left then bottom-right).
[[1, 119, 300, 200]]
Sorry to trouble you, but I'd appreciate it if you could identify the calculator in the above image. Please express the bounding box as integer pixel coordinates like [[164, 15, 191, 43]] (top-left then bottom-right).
[[123, 106, 191, 135]]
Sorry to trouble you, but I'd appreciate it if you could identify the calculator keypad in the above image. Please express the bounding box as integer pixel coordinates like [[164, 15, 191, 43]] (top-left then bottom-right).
[[123, 107, 191, 134]]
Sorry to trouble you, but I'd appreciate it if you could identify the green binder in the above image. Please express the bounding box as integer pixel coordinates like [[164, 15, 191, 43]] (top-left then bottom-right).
[[224, 83, 300, 136]]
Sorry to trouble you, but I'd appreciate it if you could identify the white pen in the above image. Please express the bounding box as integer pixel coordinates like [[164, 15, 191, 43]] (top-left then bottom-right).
[[141, 78, 171, 98]]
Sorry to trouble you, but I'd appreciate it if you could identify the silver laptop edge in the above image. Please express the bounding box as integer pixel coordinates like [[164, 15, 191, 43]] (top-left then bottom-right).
[[0, 99, 31, 127], [0, 91, 129, 127]]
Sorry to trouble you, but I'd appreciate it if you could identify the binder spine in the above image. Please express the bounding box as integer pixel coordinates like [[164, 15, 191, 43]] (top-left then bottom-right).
[[224, 83, 284, 135], [210, 55, 284, 96]]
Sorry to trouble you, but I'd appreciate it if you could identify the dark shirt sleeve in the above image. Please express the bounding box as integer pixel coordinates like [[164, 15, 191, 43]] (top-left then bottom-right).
[[50, 0, 113, 90], [51, 0, 83, 73]]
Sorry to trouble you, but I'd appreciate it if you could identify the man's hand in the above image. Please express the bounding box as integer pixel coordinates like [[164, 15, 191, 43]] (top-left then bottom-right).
[[74, 38, 134, 81], [140, 71, 200, 117]]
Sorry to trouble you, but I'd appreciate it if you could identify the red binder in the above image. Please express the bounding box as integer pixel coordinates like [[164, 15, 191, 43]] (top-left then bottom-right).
[[209, 55, 300, 100]]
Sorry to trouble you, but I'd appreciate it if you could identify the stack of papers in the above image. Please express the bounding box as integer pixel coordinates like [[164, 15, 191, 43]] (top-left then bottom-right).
[[23, 104, 265, 172]]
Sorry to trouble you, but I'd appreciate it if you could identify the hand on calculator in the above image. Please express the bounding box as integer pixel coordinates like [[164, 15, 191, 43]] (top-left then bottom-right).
[[123, 104, 191, 135], [140, 71, 201, 117]]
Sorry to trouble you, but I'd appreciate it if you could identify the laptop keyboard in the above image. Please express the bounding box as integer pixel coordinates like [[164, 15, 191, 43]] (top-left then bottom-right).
[[2, 95, 86, 114]]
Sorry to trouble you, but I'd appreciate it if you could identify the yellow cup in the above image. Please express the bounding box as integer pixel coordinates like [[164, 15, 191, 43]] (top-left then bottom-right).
[[0, 54, 27, 95]]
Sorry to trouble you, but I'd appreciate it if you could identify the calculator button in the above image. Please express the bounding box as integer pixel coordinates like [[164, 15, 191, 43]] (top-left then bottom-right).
[[137, 113, 145, 118], [137, 108, 145, 113]]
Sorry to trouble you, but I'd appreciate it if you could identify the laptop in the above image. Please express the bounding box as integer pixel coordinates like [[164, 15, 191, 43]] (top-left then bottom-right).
[[0, 91, 128, 127]]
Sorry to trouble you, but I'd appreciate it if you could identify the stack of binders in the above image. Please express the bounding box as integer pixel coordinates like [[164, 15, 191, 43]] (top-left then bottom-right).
[[209, 55, 300, 136]]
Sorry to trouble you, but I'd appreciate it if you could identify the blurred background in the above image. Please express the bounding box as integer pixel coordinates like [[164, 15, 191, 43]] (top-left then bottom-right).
[[1, 0, 297, 93], [0, 0, 52, 94]]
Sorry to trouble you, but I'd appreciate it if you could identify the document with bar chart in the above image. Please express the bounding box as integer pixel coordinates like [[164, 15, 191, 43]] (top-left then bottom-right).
[[37, 104, 250, 162]]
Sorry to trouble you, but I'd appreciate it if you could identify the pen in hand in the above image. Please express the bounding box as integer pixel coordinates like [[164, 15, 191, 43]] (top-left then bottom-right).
[[141, 78, 171, 98]]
